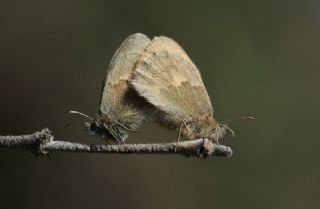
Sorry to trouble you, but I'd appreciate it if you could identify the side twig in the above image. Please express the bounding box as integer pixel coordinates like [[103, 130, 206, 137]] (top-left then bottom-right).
[[0, 128, 233, 159]]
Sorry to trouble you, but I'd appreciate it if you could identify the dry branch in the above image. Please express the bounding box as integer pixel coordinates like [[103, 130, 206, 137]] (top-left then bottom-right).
[[0, 128, 233, 159]]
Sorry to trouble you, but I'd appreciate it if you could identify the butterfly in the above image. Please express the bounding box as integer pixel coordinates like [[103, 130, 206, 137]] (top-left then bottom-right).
[[131, 35, 252, 143], [71, 33, 153, 144]]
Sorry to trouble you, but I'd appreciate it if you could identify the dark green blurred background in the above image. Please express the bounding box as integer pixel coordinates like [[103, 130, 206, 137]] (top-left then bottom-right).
[[1, 0, 319, 209]]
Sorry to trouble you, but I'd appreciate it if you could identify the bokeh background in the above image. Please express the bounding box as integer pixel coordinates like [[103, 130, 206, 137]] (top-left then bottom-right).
[[0, 0, 319, 209]]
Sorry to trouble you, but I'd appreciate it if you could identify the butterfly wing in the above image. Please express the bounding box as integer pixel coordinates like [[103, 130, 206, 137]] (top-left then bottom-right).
[[131, 36, 213, 126], [99, 33, 151, 130]]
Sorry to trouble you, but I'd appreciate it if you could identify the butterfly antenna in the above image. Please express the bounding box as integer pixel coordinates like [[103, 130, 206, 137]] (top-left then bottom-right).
[[69, 110, 94, 121], [222, 116, 255, 124], [64, 120, 82, 128]]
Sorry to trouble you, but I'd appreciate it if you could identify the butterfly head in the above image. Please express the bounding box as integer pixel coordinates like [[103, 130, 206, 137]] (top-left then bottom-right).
[[69, 110, 127, 144], [211, 122, 233, 143]]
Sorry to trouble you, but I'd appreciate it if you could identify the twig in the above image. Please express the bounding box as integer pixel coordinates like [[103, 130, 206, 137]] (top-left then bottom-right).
[[0, 128, 233, 159]]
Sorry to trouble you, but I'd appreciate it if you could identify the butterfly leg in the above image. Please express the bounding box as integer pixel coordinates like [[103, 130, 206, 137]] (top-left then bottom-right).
[[175, 122, 184, 152], [114, 137, 122, 144], [214, 138, 220, 145], [183, 120, 191, 133], [212, 130, 220, 145], [103, 124, 122, 144]]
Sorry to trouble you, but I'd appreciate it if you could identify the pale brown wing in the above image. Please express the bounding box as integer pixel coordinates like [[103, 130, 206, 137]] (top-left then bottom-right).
[[99, 33, 151, 129], [131, 36, 213, 125]]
